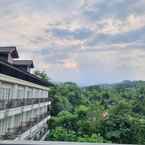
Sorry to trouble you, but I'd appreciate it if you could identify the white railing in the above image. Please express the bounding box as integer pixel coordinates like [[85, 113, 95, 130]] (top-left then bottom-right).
[[0, 73, 49, 91], [0, 141, 127, 145], [15, 116, 51, 140], [0, 102, 50, 120]]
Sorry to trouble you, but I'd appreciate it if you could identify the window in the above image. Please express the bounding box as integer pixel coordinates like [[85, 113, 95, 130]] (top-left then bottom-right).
[[1, 83, 13, 100], [27, 88, 33, 98], [17, 86, 25, 99]]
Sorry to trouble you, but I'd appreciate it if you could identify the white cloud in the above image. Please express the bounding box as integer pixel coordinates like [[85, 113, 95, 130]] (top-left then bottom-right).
[[0, 0, 145, 84], [96, 14, 145, 34], [63, 59, 80, 70]]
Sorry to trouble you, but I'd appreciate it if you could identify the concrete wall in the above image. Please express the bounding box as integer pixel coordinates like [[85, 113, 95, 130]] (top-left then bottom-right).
[[0, 73, 51, 140]]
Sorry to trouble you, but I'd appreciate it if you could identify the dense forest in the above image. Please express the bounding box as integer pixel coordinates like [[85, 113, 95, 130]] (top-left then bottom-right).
[[46, 80, 145, 144]]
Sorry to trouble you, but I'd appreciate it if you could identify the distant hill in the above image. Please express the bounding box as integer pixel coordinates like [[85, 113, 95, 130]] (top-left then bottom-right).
[[84, 80, 145, 90]]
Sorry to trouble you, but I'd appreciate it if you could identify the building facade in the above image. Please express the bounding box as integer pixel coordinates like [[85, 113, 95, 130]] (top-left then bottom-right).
[[0, 47, 52, 140]]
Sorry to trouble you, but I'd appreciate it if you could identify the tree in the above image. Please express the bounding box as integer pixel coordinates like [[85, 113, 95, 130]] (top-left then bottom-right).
[[103, 102, 133, 144], [78, 134, 107, 143], [34, 70, 50, 81], [47, 81, 145, 144], [48, 127, 77, 141]]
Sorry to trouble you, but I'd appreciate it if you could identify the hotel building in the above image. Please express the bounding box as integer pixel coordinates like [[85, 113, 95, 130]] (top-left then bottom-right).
[[0, 47, 52, 140]]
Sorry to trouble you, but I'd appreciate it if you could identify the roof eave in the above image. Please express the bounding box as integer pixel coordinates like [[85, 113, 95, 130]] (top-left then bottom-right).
[[10, 47, 19, 58], [0, 59, 54, 87]]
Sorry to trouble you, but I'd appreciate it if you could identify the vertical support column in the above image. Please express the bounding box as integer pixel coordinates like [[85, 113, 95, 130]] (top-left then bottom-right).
[[38, 89, 41, 121], [31, 88, 35, 122], [47, 89, 49, 102], [0, 81, 3, 137], [10, 115, 15, 133], [48, 88, 51, 116], [0, 81, 2, 110], [13, 84, 18, 132], [22, 86, 26, 128], [13, 84, 18, 108], [24, 86, 28, 106]]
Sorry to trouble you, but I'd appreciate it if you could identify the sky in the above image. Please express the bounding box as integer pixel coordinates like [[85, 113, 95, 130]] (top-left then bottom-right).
[[0, 0, 145, 86]]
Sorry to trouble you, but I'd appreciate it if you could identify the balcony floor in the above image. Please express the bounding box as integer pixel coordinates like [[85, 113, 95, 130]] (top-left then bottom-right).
[[0, 141, 132, 145]]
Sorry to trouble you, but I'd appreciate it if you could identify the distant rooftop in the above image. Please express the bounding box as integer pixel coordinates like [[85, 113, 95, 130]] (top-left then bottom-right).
[[0, 58, 53, 87], [0, 47, 33, 72], [13, 60, 34, 68], [0, 46, 53, 87], [0, 46, 19, 58]]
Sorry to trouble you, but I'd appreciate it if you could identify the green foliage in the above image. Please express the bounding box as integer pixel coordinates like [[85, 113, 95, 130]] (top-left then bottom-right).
[[47, 81, 145, 144], [34, 70, 50, 81], [50, 83, 81, 116], [48, 127, 107, 143], [48, 127, 77, 141], [103, 103, 132, 143], [75, 105, 89, 119], [129, 117, 145, 144], [77, 134, 107, 143]]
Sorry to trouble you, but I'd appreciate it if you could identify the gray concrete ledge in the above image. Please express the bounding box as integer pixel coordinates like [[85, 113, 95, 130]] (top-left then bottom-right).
[[0, 140, 133, 145]]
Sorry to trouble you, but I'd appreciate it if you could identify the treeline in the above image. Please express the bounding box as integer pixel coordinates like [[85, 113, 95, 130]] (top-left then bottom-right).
[[46, 81, 145, 144]]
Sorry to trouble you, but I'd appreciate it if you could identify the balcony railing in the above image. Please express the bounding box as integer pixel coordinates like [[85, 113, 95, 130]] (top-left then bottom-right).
[[0, 113, 49, 140], [0, 98, 50, 111], [32, 126, 48, 141], [0, 141, 126, 145]]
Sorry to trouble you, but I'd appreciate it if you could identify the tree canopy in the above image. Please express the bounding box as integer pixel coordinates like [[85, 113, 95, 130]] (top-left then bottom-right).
[[47, 80, 145, 144]]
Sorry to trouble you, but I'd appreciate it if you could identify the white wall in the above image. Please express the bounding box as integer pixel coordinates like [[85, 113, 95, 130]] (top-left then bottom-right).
[[0, 74, 50, 139]]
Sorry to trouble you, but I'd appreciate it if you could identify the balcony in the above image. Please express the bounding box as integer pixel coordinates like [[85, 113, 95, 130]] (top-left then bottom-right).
[[0, 102, 50, 120], [15, 114, 50, 140], [28, 126, 48, 141], [0, 113, 50, 140], [0, 98, 50, 111], [0, 140, 127, 145]]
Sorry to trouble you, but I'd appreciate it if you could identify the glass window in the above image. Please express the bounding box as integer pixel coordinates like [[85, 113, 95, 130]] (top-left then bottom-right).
[[17, 86, 25, 99], [27, 88, 33, 98]]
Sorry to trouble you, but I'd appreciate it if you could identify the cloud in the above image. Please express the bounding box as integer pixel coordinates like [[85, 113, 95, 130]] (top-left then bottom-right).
[[86, 25, 145, 47], [49, 27, 92, 40], [63, 59, 80, 70], [97, 15, 145, 34], [0, 0, 145, 85], [82, 0, 145, 20]]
